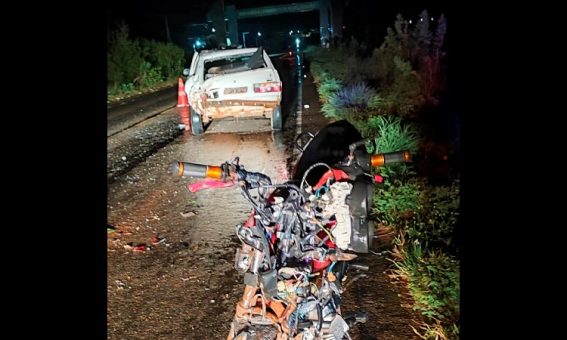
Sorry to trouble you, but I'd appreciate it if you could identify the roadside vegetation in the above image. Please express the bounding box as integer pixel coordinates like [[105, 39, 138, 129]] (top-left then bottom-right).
[[306, 10, 459, 339], [107, 22, 186, 103]]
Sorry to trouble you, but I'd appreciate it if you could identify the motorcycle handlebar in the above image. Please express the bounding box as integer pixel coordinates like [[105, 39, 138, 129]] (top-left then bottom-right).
[[238, 169, 272, 188], [170, 161, 271, 188], [169, 161, 224, 180], [370, 150, 411, 167]]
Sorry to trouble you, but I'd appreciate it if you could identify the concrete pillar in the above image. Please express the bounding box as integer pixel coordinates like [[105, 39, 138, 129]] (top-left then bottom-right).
[[319, 0, 330, 47], [225, 5, 238, 47], [207, 0, 227, 48], [331, 0, 344, 44]]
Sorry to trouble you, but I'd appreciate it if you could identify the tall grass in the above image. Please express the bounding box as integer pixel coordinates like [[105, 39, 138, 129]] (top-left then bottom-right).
[[318, 77, 343, 104], [359, 115, 419, 153], [389, 240, 459, 340], [359, 115, 420, 180], [373, 178, 423, 226]]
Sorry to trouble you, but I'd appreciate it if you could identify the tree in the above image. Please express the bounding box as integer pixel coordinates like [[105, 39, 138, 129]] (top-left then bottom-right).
[[107, 22, 144, 87]]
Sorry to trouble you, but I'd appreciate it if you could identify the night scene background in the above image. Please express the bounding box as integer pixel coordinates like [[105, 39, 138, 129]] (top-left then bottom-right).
[[107, 0, 461, 339]]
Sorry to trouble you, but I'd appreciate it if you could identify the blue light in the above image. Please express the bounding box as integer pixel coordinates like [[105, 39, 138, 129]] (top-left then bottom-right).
[[295, 38, 300, 48], [193, 39, 205, 50]]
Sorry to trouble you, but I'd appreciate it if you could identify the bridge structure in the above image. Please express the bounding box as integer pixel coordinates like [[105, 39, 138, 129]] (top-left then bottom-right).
[[206, 0, 344, 48]]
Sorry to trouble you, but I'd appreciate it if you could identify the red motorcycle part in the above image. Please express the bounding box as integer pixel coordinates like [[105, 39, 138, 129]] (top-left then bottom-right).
[[312, 258, 331, 272], [313, 169, 350, 190], [186, 179, 235, 193], [244, 212, 256, 227]]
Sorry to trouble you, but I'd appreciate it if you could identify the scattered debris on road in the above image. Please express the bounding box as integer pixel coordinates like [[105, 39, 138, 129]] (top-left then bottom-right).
[[180, 211, 197, 218]]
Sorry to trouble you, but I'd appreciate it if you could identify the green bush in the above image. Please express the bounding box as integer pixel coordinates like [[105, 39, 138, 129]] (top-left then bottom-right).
[[358, 115, 419, 180], [306, 13, 456, 338], [107, 22, 144, 88], [368, 49, 426, 117], [306, 43, 372, 84], [378, 179, 460, 338], [379, 74, 425, 117], [310, 62, 326, 84], [107, 22, 186, 98], [142, 40, 185, 80], [375, 179, 459, 247], [406, 183, 460, 251], [137, 61, 163, 88], [318, 77, 343, 104], [321, 82, 382, 121], [391, 244, 459, 340], [374, 178, 423, 226], [359, 115, 419, 153], [120, 82, 134, 92], [366, 11, 447, 116]]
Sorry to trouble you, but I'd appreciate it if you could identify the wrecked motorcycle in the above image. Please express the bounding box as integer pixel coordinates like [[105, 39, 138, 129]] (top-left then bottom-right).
[[170, 120, 411, 339]]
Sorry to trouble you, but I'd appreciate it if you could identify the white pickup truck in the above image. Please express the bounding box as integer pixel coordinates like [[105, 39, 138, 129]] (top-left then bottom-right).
[[183, 47, 283, 134]]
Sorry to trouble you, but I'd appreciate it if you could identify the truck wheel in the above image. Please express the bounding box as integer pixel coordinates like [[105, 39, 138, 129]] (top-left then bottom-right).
[[271, 105, 282, 131], [191, 107, 204, 135]]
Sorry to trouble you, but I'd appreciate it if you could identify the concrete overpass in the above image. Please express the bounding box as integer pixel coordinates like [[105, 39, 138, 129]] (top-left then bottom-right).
[[235, 2, 320, 19], [207, 0, 343, 48]]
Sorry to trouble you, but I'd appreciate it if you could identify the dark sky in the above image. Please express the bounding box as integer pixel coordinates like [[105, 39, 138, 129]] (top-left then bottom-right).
[[107, 0, 453, 49], [343, 1, 452, 47]]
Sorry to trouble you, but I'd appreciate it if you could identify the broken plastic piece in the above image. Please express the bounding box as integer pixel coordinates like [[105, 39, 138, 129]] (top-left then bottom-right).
[[151, 236, 166, 245], [313, 169, 350, 190], [186, 179, 235, 193], [180, 211, 197, 218], [133, 244, 146, 252]]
